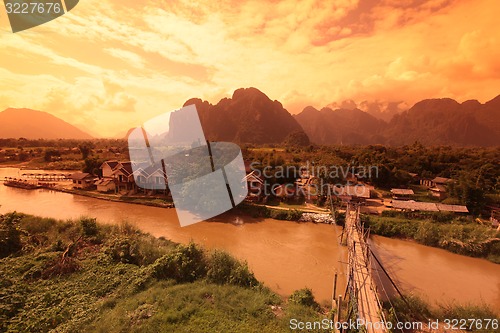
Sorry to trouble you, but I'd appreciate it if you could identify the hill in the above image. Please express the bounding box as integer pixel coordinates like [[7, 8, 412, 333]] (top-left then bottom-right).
[[295, 95, 500, 146], [0, 108, 92, 139], [384, 96, 500, 146], [294, 106, 387, 145], [184, 88, 307, 144]]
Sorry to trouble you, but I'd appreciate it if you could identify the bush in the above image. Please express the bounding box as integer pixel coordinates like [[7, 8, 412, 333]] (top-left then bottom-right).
[[150, 242, 207, 283], [207, 250, 259, 287], [80, 217, 99, 237], [288, 288, 319, 309], [105, 236, 141, 265]]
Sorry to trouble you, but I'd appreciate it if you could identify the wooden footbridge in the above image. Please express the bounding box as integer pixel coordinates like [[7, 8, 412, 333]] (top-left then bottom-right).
[[331, 203, 397, 333]]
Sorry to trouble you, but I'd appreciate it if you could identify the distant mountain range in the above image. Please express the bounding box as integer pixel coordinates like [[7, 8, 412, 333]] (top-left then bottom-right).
[[0, 108, 92, 139], [326, 99, 408, 122], [185, 88, 499, 146], [294, 106, 387, 145], [2, 89, 499, 146], [295, 96, 500, 146]]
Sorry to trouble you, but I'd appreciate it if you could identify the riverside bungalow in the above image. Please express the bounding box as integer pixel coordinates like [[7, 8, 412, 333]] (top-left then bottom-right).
[[94, 178, 115, 192], [128, 163, 169, 194], [98, 160, 136, 193], [100, 160, 120, 178], [70, 172, 95, 190], [111, 161, 135, 192]]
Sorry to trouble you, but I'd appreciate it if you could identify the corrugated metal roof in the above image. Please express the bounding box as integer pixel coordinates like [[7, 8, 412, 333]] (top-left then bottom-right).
[[392, 200, 468, 213]]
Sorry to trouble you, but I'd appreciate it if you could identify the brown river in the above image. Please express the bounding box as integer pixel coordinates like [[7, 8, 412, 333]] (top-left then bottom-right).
[[0, 168, 499, 311]]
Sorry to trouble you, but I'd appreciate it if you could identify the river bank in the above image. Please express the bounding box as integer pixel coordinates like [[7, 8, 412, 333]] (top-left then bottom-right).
[[365, 214, 500, 264], [0, 213, 325, 332], [25, 180, 336, 223], [1, 167, 499, 310], [2, 213, 498, 333], [3, 176, 500, 264]]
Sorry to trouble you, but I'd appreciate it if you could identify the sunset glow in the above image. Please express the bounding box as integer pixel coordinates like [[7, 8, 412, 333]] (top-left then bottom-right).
[[1, 0, 499, 137]]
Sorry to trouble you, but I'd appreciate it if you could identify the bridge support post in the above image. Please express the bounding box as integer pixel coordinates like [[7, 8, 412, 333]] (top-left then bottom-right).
[[333, 271, 338, 303]]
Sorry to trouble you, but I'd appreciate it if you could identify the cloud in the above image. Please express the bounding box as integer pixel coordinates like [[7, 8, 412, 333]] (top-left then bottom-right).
[[0, 0, 499, 135], [104, 48, 146, 68]]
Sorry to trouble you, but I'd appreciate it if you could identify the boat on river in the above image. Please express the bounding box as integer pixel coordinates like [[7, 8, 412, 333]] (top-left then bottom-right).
[[3, 177, 41, 190]]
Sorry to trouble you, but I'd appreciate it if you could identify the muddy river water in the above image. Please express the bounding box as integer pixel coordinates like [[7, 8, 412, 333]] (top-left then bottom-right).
[[1, 168, 498, 310]]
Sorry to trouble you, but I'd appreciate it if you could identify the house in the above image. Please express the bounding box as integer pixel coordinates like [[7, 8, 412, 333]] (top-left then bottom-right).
[[111, 161, 136, 192], [420, 178, 434, 188], [100, 160, 120, 178], [94, 178, 115, 192], [70, 172, 95, 189], [390, 188, 414, 200], [144, 164, 168, 191], [98, 160, 137, 193], [244, 170, 264, 201], [421, 176, 454, 189], [295, 173, 319, 202], [429, 185, 447, 199]]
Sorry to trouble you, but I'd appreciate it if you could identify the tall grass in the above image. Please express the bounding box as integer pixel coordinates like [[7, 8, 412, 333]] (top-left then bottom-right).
[[0, 213, 325, 333]]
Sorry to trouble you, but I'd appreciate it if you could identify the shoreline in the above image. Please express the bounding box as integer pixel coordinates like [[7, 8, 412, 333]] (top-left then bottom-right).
[[54, 187, 176, 209], [3, 180, 334, 222]]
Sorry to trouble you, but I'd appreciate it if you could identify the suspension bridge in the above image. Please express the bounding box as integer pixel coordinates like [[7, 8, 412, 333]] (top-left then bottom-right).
[[331, 203, 400, 333]]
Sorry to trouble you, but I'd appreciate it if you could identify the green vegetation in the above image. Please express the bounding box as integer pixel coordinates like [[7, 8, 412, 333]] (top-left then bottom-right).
[[237, 202, 303, 221], [384, 294, 498, 333], [364, 213, 500, 263], [2, 138, 498, 215], [288, 288, 320, 310], [242, 143, 499, 215], [0, 213, 324, 333]]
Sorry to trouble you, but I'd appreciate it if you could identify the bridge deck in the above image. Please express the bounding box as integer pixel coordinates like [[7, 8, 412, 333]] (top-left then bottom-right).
[[345, 209, 386, 333]]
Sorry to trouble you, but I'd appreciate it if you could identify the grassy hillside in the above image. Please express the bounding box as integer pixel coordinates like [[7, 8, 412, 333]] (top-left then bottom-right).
[[0, 213, 324, 333]]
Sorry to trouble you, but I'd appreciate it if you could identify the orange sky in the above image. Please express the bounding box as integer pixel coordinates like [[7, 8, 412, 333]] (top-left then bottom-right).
[[1, 0, 499, 137]]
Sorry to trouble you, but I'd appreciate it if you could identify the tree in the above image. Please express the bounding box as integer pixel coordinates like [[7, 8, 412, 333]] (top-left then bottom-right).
[[83, 157, 102, 176], [78, 142, 94, 160], [44, 148, 61, 162], [283, 131, 310, 147]]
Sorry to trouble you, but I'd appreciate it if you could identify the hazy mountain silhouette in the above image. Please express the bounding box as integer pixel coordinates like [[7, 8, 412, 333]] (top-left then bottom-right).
[[0, 108, 92, 139], [4, 91, 499, 146], [294, 106, 387, 145], [295, 95, 500, 146], [327, 99, 407, 122], [384, 96, 500, 146], [183, 87, 306, 144]]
